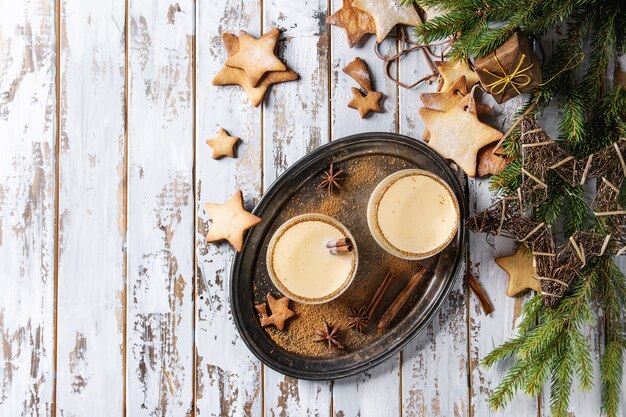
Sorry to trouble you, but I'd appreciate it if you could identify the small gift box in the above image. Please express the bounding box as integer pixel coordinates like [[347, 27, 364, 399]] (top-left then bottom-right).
[[474, 31, 542, 104]]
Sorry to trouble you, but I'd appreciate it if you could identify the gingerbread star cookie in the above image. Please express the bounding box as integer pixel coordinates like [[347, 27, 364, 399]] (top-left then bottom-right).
[[435, 60, 481, 92], [352, 0, 422, 42], [343, 57, 383, 118], [496, 245, 542, 297], [255, 292, 296, 330], [212, 32, 298, 107], [477, 142, 512, 177], [205, 191, 261, 252], [326, 0, 376, 48], [419, 75, 468, 110], [419, 94, 503, 176], [206, 128, 240, 159], [348, 88, 383, 118], [420, 76, 493, 141], [225, 28, 286, 87]]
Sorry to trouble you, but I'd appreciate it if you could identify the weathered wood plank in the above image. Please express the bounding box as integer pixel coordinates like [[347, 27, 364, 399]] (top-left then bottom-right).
[[0, 0, 57, 415], [467, 98, 538, 417], [55, 0, 127, 415], [195, 0, 263, 416], [328, 3, 402, 413], [127, 1, 195, 415], [398, 31, 470, 417], [261, 1, 333, 415]]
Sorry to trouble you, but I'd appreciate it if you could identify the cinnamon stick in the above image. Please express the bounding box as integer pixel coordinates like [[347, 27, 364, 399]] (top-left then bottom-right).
[[366, 270, 395, 320], [378, 266, 428, 330], [466, 272, 494, 315], [326, 238, 352, 248], [329, 244, 354, 255]]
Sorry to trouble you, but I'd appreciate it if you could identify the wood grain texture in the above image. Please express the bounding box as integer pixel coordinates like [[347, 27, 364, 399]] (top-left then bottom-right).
[[467, 97, 538, 417], [55, 1, 127, 415], [127, 1, 194, 415], [261, 1, 333, 415], [195, 0, 263, 416], [0, 0, 57, 415], [398, 31, 470, 417], [329, 5, 401, 412]]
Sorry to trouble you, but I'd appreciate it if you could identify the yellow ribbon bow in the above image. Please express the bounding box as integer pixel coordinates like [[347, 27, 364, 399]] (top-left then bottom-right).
[[483, 52, 533, 96]]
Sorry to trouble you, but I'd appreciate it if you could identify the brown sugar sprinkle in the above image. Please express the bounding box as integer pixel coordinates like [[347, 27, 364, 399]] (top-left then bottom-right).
[[254, 154, 423, 357]]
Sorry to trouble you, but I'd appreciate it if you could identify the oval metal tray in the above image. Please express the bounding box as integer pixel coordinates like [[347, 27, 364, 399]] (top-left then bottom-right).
[[231, 132, 466, 380]]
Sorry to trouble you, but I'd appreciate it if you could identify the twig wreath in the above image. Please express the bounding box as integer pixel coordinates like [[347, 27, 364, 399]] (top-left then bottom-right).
[[469, 116, 626, 306]]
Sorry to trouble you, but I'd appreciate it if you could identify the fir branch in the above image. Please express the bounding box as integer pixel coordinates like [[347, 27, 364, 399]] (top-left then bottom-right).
[[482, 336, 525, 368], [582, 7, 616, 97], [601, 340, 624, 417], [517, 319, 567, 359], [562, 184, 589, 235], [571, 328, 594, 391], [490, 159, 521, 193], [522, 349, 553, 397], [535, 175, 565, 224], [488, 362, 530, 411], [558, 90, 587, 145], [517, 294, 543, 333], [550, 335, 576, 417]]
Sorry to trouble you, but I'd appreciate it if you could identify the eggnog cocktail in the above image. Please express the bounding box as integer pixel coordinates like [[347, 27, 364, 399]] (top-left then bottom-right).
[[367, 169, 460, 260], [266, 214, 358, 304]]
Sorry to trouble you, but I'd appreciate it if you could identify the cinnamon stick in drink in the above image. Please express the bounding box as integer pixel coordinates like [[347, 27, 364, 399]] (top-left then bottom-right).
[[377, 266, 428, 330]]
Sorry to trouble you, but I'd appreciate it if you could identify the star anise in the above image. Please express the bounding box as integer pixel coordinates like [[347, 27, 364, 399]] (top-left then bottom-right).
[[318, 163, 344, 194], [312, 321, 344, 350], [346, 306, 368, 333]]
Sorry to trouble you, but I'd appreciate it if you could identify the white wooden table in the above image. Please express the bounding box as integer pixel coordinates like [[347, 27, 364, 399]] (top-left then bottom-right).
[[1, 1, 623, 416]]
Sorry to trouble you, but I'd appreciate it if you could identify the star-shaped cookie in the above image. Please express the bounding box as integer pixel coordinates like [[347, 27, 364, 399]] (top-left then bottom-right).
[[496, 246, 542, 297], [352, 0, 422, 42], [419, 76, 468, 110], [225, 28, 286, 87], [205, 191, 261, 252], [419, 98, 503, 176], [255, 292, 296, 330], [477, 142, 511, 177], [326, 0, 376, 48], [421, 84, 492, 141], [348, 87, 383, 118], [212, 32, 298, 107], [206, 128, 240, 159], [435, 60, 481, 92]]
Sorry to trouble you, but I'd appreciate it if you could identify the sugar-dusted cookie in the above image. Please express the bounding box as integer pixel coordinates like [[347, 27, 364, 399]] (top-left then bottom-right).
[[212, 32, 298, 107], [435, 60, 481, 92], [326, 0, 376, 48], [205, 128, 240, 159], [343, 58, 383, 118], [352, 0, 422, 42], [343, 57, 374, 91], [205, 191, 261, 252], [419, 93, 503, 177], [225, 28, 286, 87]]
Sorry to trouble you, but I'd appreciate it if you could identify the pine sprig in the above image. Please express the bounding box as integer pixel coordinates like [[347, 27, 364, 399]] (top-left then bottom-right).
[[562, 183, 589, 236], [403, 1, 626, 415], [601, 339, 624, 417], [490, 159, 521, 193]]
